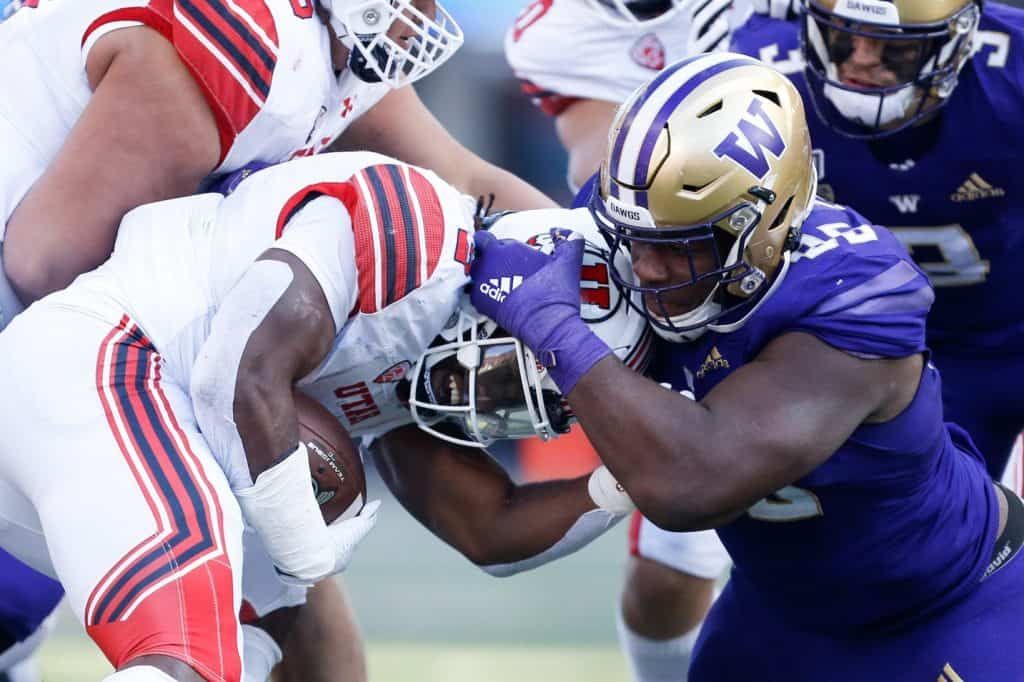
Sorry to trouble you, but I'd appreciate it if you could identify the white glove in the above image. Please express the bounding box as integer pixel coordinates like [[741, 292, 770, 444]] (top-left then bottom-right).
[[751, 0, 801, 20], [588, 465, 635, 515], [284, 499, 382, 586], [686, 0, 733, 54], [235, 444, 380, 586]]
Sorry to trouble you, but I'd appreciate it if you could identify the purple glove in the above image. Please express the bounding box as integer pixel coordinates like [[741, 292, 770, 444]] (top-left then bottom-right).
[[206, 160, 272, 196], [470, 230, 612, 395]]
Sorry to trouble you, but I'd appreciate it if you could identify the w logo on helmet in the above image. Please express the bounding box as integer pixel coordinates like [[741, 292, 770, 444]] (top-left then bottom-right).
[[712, 98, 787, 180]]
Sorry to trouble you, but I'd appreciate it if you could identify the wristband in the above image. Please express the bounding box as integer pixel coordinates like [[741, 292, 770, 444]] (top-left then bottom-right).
[[588, 465, 635, 515], [542, 322, 613, 396], [235, 443, 333, 584]]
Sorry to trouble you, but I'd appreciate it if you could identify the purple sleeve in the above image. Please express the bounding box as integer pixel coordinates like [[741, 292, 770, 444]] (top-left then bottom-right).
[[792, 258, 934, 359], [0, 549, 63, 641]]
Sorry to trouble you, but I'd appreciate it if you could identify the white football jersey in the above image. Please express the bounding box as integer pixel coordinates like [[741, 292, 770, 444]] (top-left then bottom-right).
[[88, 153, 473, 484], [0, 0, 389, 235], [504, 0, 752, 114]]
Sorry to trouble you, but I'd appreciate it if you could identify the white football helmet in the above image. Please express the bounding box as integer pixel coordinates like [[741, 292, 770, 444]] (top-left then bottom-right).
[[409, 208, 652, 448], [320, 0, 464, 88]]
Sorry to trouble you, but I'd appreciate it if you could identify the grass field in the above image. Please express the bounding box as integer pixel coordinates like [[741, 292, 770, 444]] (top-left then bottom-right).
[[39, 637, 629, 682]]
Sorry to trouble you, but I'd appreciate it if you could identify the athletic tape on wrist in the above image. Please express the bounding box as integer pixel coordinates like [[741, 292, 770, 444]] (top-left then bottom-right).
[[235, 444, 334, 584], [588, 465, 635, 515]]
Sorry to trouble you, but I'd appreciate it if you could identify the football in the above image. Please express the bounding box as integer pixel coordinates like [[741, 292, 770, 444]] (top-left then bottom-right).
[[294, 391, 367, 524]]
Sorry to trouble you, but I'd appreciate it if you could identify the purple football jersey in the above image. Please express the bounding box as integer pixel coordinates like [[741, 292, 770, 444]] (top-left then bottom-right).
[[730, 4, 1024, 474], [731, 5, 1024, 348], [647, 200, 999, 632], [0, 548, 62, 643]]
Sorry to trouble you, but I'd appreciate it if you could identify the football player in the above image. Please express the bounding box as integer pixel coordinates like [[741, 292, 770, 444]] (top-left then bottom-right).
[[0, 152, 636, 682], [468, 53, 1024, 679], [731, 0, 1024, 480], [505, 2, 741, 677], [0, 2, 554, 678], [242, 204, 653, 682]]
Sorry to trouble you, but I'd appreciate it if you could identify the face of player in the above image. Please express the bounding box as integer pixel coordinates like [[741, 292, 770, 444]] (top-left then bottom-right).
[[387, 0, 439, 47], [427, 344, 527, 413], [836, 34, 902, 88], [820, 19, 931, 90], [318, 0, 440, 68], [629, 239, 719, 319]]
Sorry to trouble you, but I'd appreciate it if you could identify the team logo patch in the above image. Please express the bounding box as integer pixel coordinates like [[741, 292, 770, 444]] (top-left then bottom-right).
[[938, 663, 965, 682], [631, 33, 666, 71], [696, 346, 729, 379], [950, 173, 1006, 202], [374, 361, 412, 384]]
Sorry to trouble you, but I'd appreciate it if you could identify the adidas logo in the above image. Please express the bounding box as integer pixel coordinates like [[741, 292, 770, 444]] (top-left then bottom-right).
[[950, 173, 1006, 202], [479, 276, 523, 303], [696, 346, 729, 379], [938, 663, 964, 682]]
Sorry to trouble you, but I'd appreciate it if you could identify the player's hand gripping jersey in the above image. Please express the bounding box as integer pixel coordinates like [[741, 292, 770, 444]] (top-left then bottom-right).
[[730, 4, 1024, 473], [0, 0, 390, 230], [505, 0, 748, 116]]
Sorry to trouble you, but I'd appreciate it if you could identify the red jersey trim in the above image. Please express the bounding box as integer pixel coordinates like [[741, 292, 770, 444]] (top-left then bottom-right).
[[520, 79, 581, 117], [274, 165, 449, 315]]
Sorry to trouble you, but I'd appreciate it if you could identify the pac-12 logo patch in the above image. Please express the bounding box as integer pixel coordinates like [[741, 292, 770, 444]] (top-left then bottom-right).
[[374, 361, 412, 384], [631, 33, 666, 71]]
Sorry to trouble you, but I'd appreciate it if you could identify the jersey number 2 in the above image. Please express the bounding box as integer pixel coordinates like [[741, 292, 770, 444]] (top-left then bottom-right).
[[890, 224, 989, 287]]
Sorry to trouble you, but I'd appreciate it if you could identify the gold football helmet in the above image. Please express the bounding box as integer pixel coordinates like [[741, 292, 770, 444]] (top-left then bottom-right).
[[802, 0, 982, 137], [588, 52, 816, 341]]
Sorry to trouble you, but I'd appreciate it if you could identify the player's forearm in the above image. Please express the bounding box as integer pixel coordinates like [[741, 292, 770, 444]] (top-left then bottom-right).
[[474, 476, 629, 576], [458, 159, 557, 212], [372, 428, 608, 568], [232, 374, 301, 479], [567, 356, 745, 531]]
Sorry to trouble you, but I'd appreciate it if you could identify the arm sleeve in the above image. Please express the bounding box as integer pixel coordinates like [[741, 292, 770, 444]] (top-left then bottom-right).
[[190, 196, 356, 489], [272, 196, 359, 332], [81, 0, 281, 166]]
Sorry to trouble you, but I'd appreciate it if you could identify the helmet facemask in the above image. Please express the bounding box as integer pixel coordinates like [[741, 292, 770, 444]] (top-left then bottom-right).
[[802, 0, 981, 138], [324, 0, 464, 88], [408, 308, 570, 448], [409, 208, 652, 447], [590, 190, 785, 342]]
